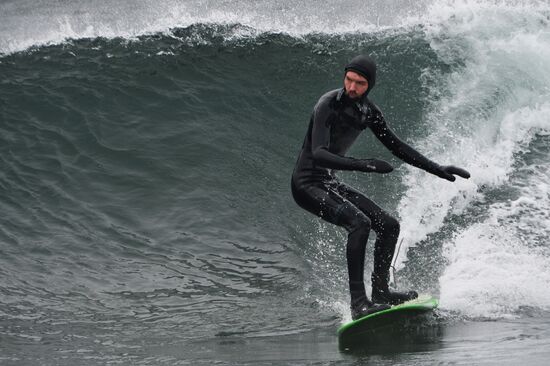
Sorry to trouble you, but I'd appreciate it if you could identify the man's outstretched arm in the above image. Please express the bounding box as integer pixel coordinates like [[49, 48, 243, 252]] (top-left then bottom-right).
[[368, 107, 470, 181]]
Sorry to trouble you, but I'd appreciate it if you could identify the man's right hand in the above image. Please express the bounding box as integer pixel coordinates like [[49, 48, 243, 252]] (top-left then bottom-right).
[[356, 159, 394, 173]]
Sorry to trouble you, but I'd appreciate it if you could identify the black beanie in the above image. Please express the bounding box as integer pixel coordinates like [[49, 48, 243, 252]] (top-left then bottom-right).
[[344, 55, 377, 92]]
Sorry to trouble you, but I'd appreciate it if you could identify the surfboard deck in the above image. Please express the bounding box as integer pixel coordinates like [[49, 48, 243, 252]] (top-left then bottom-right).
[[338, 295, 438, 347]]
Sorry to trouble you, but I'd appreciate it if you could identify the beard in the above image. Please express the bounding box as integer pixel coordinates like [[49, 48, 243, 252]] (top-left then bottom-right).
[[345, 90, 362, 101]]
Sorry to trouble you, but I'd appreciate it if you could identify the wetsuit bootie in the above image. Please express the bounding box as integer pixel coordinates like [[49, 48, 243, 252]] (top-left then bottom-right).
[[351, 298, 391, 320], [371, 273, 418, 306], [349, 282, 390, 320]]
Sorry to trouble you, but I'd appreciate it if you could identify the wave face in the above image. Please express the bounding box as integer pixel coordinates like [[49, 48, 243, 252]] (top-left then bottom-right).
[[1, 0, 550, 363]]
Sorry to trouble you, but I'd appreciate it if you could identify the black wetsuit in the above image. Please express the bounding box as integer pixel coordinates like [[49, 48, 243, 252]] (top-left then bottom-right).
[[291, 88, 444, 307]]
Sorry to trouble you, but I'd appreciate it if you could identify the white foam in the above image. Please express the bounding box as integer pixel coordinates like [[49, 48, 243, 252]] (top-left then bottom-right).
[[392, 0, 550, 317], [440, 197, 550, 317], [439, 104, 550, 318], [396, 0, 550, 259]]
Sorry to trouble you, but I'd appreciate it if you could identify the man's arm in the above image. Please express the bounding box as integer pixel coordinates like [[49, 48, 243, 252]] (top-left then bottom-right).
[[368, 106, 470, 181]]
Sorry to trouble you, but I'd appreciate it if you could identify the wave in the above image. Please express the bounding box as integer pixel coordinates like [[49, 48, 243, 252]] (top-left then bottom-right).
[[1, 0, 550, 325]]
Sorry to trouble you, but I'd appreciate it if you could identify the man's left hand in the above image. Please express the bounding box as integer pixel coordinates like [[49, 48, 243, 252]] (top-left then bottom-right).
[[437, 165, 471, 182]]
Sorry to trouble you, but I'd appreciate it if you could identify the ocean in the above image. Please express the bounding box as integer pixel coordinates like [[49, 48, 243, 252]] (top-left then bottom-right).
[[1, 0, 550, 364]]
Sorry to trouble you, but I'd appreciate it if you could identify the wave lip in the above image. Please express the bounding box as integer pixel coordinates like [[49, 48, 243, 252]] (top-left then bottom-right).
[[3, 0, 548, 56], [0, 0, 430, 56]]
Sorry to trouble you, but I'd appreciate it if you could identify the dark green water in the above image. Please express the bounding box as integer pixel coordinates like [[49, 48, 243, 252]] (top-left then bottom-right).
[[2, 1, 550, 364]]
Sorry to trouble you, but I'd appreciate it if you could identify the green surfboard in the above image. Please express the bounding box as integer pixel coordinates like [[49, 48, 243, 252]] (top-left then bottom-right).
[[338, 295, 438, 348]]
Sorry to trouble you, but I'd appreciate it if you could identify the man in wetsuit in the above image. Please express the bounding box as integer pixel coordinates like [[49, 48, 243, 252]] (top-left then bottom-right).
[[291, 55, 470, 320]]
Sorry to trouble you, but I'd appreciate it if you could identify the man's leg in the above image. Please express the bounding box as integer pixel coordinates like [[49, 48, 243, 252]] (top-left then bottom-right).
[[338, 184, 418, 305], [291, 182, 390, 318]]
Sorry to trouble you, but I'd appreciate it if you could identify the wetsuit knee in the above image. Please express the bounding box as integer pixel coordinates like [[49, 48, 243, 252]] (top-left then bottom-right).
[[342, 206, 371, 236], [384, 216, 400, 237]]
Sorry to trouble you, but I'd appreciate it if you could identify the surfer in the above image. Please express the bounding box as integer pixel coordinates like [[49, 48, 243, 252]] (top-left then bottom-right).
[[291, 55, 470, 320]]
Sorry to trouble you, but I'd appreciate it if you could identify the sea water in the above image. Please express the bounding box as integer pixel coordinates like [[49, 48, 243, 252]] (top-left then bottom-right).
[[1, 0, 550, 364]]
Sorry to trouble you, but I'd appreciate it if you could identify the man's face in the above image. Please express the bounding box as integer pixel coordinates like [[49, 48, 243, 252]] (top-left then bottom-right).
[[344, 71, 369, 100]]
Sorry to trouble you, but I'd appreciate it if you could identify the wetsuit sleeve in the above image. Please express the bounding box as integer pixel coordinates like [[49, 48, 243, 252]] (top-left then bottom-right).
[[310, 98, 363, 171], [369, 117, 441, 175]]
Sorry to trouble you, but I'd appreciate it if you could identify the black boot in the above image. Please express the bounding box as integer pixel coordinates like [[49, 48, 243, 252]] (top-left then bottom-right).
[[351, 298, 391, 320], [371, 272, 418, 306], [350, 281, 390, 320]]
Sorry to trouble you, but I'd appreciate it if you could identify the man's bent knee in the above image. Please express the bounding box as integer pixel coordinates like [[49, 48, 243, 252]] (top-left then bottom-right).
[[346, 212, 371, 236]]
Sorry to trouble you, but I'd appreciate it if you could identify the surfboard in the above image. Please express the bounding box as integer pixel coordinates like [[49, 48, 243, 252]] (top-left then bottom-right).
[[338, 295, 438, 348]]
